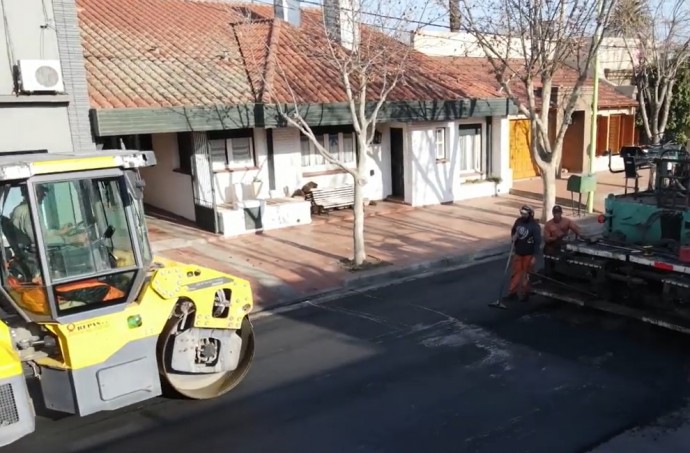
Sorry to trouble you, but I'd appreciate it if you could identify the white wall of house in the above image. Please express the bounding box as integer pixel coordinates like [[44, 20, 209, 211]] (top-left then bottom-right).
[[596, 38, 639, 77], [140, 115, 517, 231], [271, 127, 301, 197], [140, 133, 196, 221], [492, 116, 513, 191], [211, 128, 271, 206], [270, 126, 392, 201], [406, 116, 511, 207], [412, 30, 527, 58], [566, 37, 639, 82]]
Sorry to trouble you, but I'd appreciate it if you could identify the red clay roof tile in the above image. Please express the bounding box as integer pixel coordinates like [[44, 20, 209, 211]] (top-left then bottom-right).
[[77, 0, 636, 112], [431, 56, 637, 110], [77, 0, 503, 109]]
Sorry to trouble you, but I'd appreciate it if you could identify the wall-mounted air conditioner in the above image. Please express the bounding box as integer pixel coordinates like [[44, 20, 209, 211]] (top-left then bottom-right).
[[17, 59, 65, 93]]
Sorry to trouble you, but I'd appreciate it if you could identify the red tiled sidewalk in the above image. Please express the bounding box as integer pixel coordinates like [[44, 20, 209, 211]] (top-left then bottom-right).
[[148, 170, 640, 311], [511, 170, 650, 215]]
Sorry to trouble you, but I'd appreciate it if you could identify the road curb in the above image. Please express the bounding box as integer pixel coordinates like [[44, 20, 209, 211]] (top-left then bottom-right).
[[342, 242, 512, 289], [251, 242, 514, 320]]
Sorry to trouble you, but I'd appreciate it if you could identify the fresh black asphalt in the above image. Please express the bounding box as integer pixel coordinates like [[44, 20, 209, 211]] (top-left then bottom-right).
[[9, 260, 690, 453]]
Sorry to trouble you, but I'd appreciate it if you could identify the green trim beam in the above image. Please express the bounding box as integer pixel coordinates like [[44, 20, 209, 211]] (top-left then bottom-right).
[[91, 99, 518, 136], [91, 104, 261, 137], [263, 99, 518, 127]]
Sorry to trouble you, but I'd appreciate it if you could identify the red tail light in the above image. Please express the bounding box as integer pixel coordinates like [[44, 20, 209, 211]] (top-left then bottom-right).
[[653, 262, 674, 271], [597, 214, 606, 224]]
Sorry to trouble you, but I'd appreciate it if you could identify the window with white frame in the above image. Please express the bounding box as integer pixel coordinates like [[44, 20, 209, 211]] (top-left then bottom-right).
[[435, 127, 448, 161], [207, 129, 256, 169], [458, 124, 482, 173], [300, 128, 357, 170]]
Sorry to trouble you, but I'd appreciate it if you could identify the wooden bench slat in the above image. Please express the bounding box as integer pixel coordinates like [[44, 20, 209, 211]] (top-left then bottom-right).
[[307, 185, 355, 212], [313, 195, 354, 201], [312, 190, 354, 195]]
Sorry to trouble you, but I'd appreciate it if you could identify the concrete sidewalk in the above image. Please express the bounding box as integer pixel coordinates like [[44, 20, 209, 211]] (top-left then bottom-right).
[[147, 169, 639, 311], [511, 169, 651, 215]]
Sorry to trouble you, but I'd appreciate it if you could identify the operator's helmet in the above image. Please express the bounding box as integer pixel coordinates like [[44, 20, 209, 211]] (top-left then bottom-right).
[[519, 205, 534, 218]]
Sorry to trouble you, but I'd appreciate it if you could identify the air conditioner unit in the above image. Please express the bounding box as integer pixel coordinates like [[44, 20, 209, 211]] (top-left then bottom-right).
[[17, 59, 65, 93]]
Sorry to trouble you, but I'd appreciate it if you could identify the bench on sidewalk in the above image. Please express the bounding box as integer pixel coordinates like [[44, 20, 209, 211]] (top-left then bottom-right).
[[307, 184, 355, 214]]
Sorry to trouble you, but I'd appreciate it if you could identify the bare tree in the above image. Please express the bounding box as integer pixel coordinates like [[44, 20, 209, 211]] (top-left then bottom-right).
[[237, 0, 437, 267], [445, 0, 615, 221], [618, 0, 690, 145]]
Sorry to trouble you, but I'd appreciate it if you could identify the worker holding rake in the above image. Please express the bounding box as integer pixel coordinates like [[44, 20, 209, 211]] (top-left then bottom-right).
[[490, 205, 541, 308]]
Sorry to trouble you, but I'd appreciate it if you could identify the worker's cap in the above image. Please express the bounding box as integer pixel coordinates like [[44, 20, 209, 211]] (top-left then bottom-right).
[[36, 185, 50, 195], [519, 205, 534, 216], [552, 205, 563, 214]]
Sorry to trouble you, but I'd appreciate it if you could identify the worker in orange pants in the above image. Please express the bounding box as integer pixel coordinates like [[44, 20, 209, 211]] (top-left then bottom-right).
[[509, 254, 536, 299], [504, 205, 541, 302]]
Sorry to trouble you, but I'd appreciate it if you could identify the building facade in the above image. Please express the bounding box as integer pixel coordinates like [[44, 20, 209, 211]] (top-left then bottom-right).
[[78, 0, 521, 237], [0, 0, 94, 154]]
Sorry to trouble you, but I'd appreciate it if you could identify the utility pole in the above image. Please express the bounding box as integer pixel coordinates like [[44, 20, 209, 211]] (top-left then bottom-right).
[[586, 0, 603, 213]]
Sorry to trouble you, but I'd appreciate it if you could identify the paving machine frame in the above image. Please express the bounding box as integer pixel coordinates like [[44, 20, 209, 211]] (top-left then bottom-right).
[[0, 150, 255, 447], [531, 143, 690, 334]]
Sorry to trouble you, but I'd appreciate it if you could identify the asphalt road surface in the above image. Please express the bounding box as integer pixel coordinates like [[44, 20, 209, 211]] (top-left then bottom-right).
[[9, 260, 690, 453]]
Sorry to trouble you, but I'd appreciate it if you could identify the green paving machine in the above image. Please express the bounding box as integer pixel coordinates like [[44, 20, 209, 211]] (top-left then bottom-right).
[[532, 143, 690, 333]]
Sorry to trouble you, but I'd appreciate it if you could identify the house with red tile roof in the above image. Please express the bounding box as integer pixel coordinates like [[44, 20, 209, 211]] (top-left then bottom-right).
[[77, 0, 600, 236], [414, 31, 639, 179]]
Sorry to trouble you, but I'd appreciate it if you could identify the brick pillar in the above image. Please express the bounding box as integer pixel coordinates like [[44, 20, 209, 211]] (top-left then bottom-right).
[[52, 0, 96, 153]]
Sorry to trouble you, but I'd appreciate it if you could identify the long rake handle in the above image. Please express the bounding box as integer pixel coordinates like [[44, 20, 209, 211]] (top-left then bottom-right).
[[497, 241, 515, 299], [488, 241, 515, 309]]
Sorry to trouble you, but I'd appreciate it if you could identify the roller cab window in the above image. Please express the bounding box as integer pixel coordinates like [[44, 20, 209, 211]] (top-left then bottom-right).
[[0, 176, 141, 318], [35, 177, 138, 315]]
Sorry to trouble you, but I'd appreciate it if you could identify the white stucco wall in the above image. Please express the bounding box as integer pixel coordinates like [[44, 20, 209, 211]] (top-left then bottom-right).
[[409, 121, 456, 206], [140, 133, 196, 221], [407, 117, 510, 207], [412, 30, 526, 58], [491, 116, 512, 191], [270, 126, 391, 201], [213, 128, 271, 205], [593, 154, 624, 173]]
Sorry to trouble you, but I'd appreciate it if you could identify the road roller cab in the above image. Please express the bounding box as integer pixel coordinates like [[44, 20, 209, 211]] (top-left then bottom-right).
[[0, 150, 255, 447]]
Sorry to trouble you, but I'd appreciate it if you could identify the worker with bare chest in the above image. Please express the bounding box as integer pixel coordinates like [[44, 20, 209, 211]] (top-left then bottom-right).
[[543, 205, 583, 255]]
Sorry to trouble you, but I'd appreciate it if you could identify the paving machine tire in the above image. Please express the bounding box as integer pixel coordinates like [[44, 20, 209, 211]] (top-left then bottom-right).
[[157, 300, 255, 400]]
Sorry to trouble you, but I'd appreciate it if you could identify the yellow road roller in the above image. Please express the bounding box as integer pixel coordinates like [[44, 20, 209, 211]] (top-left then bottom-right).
[[0, 149, 255, 447]]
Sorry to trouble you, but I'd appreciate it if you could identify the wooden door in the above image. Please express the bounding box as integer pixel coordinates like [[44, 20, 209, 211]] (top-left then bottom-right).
[[510, 119, 539, 179], [561, 112, 585, 173]]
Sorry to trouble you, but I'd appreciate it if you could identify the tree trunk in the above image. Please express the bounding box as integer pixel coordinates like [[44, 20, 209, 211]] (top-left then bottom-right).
[[541, 166, 557, 224], [352, 138, 369, 267], [449, 0, 461, 32], [646, 134, 661, 190], [353, 180, 366, 266]]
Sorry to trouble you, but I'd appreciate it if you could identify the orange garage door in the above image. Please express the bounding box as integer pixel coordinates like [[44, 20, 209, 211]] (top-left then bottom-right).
[[510, 119, 540, 180]]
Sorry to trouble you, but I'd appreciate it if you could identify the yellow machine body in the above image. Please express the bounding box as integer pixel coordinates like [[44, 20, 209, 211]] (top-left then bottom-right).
[[0, 150, 255, 446]]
